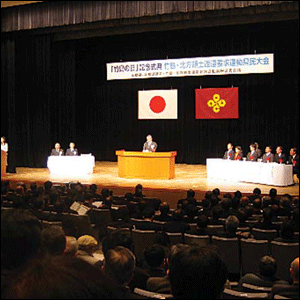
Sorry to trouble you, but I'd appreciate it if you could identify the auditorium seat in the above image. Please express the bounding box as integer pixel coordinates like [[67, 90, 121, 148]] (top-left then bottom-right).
[[206, 224, 224, 236], [131, 229, 157, 263], [270, 241, 299, 282], [241, 283, 272, 293], [240, 239, 269, 275], [87, 208, 112, 237], [222, 288, 269, 299], [166, 232, 183, 245], [252, 228, 278, 241], [212, 236, 241, 276], [42, 220, 63, 229], [133, 288, 173, 299], [106, 225, 131, 236], [183, 233, 210, 247]]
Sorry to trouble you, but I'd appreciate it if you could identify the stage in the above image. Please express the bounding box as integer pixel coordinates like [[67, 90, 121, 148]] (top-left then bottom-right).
[[1, 161, 298, 209]]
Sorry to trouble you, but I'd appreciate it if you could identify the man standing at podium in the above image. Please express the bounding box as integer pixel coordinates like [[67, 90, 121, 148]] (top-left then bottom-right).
[[143, 134, 158, 152], [66, 142, 79, 156], [51, 142, 64, 156]]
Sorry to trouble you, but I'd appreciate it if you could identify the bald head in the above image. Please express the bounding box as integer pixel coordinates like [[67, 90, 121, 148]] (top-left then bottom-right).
[[290, 257, 299, 283]]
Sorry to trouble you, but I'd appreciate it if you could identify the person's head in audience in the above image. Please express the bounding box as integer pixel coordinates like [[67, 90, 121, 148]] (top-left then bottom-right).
[[234, 190, 242, 199], [101, 188, 110, 200], [144, 244, 166, 270], [269, 188, 278, 198], [125, 192, 134, 202], [64, 236, 78, 257], [102, 230, 134, 256], [115, 206, 130, 223], [134, 184, 143, 197], [187, 189, 195, 199], [196, 214, 209, 229], [253, 187, 262, 197], [173, 209, 184, 222], [102, 246, 136, 288], [262, 207, 273, 222], [3, 255, 106, 299], [262, 196, 272, 208], [169, 245, 228, 299], [77, 235, 98, 255], [221, 197, 232, 211], [211, 205, 222, 220], [142, 207, 155, 220], [204, 190, 213, 200], [159, 201, 170, 216], [225, 215, 239, 234], [44, 180, 53, 192], [290, 257, 299, 284], [258, 255, 278, 278], [280, 220, 295, 240], [253, 197, 262, 210], [1, 209, 43, 270], [42, 225, 66, 256]]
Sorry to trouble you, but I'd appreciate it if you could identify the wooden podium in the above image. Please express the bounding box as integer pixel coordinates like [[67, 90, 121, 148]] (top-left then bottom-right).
[[115, 150, 177, 179], [1, 150, 7, 176]]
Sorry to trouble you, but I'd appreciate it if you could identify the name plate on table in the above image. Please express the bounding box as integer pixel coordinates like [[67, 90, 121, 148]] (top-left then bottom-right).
[[206, 159, 293, 186], [47, 155, 95, 176]]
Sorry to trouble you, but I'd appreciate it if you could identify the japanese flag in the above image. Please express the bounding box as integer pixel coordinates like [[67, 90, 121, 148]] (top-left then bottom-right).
[[138, 90, 178, 119]]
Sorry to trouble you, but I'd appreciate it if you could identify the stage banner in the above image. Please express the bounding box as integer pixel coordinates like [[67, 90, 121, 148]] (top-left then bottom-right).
[[138, 90, 178, 119], [107, 53, 274, 80], [195, 87, 239, 119]]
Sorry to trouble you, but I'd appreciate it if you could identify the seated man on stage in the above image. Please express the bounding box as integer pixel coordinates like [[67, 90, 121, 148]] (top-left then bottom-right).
[[287, 147, 299, 181], [66, 142, 79, 156], [223, 142, 234, 160], [142, 134, 158, 152], [51, 142, 64, 156], [262, 146, 275, 163], [274, 146, 287, 164]]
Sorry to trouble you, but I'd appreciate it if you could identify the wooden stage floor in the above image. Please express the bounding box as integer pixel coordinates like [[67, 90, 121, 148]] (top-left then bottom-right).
[[2, 161, 299, 209]]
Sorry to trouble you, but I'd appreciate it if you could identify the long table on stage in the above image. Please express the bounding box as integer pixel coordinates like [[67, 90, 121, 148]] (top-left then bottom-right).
[[206, 158, 293, 186], [115, 150, 177, 179], [47, 155, 95, 176]]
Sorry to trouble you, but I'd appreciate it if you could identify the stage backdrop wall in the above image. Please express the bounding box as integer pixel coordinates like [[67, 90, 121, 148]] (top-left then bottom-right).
[[1, 20, 299, 168]]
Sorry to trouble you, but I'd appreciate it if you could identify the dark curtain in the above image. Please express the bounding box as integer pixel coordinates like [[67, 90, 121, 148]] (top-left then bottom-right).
[[1, 20, 299, 168]]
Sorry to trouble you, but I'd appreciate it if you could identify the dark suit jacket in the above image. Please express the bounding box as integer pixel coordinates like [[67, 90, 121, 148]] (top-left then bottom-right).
[[288, 154, 299, 175], [270, 283, 299, 299], [274, 153, 287, 163], [51, 148, 64, 156], [223, 149, 235, 160], [65, 148, 79, 156], [262, 153, 275, 163], [246, 151, 258, 161]]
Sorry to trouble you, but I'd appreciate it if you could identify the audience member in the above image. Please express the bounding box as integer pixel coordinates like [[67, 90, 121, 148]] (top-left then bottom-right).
[[153, 202, 173, 222], [64, 236, 78, 257], [135, 207, 162, 232], [76, 235, 101, 265], [270, 257, 299, 299], [99, 246, 138, 299], [41, 225, 66, 256], [2, 255, 107, 299], [216, 215, 239, 238], [239, 255, 288, 288], [186, 214, 209, 235], [274, 220, 299, 243], [169, 245, 228, 299], [165, 209, 189, 234], [143, 244, 167, 278], [147, 244, 190, 295]]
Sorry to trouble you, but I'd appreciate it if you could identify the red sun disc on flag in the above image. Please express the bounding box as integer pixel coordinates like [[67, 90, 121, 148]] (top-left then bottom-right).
[[149, 96, 166, 113]]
